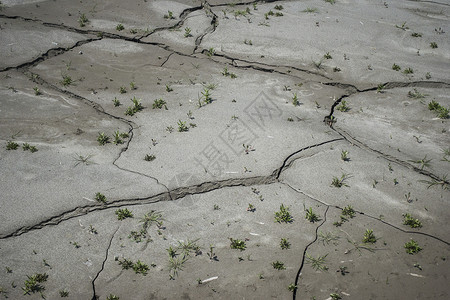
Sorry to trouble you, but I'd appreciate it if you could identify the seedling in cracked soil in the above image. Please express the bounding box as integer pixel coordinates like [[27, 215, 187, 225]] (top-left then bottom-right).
[[318, 231, 340, 246], [419, 175, 448, 190], [33, 86, 41, 95], [22, 143, 38, 152], [177, 120, 189, 132], [113, 97, 121, 107], [206, 47, 215, 57], [336, 100, 349, 112], [141, 210, 164, 230], [6, 141, 19, 150], [73, 154, 94, 166], [428, 100, 449, 119], [125, 97, 143, 116], [337, 266, 349, 276], [280, 238, 291, 250], [392, 63, 401, 71], [305, 207, 320, 223], [274, 204, 294, 223], [305, 252, 328, 271], [376, 83, 385, 93], [78, 13, 89, 27], [115, 208, 133, 220], [97, 132, 110, 145], [404, 239, 422, 254], [95, 192, 107, 204], [144, 154, 156, 161], [106, 295, 120, 300], [164, 10, 175, 19], [184, 27, 192, 37], [201, 88, 212, 104], [341, 150, 350, 161], [168, 256, 188, 279], [408, 89, 427, 99], [331, 173, 351, 187], [292, 93, 300, 106], [408, 155, 432, 170], [330, 293, 342, 300], [222, 67, 237, 78], [230, 238, 246, 251], [272, 261, 286, 270], [402, 213, 423, 228], [362, 229, 377, 244], [116, 23, 125, 31], [288, 284, 297, 292], [60, 74, 73, 86], [22, 273, 48, 296]]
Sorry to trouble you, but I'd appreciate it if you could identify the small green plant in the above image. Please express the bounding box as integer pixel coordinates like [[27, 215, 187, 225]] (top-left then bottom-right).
[[324, 52, 332, 59], [129, 82, 136, 90], [331, 173, 350, 187], [330, 293, 342, 300], [112, 131, 123, 144], [392, 63, 401, 71], [318, 231, 340, 245], [33, 86, 41, 95], [407, 88, 426, 99], [337, 266, 349, 275], [403, 67, 414, 74], [229, 238, 246, 251], [152, 98, 167, 109], [312, 58, 324, 69], [115, 208, 133, 220], [95, 192, 107, 204], [165, 84, 173, 92], [341, 150, 349, 161], [411, 32, 422, 37], [292, 93, 300, 106], [22, 273, 48, 296], [184, 27, 192, 37], [119, 86, 127, 94], [288, 283, 297, 292], [144, 154, 156, 161], [395, 22, 409, 30], [272, 261, 286, 270], [404, 239, 422, 254], [59, 289, 69, 297], [430, 42, 438, 49], [274, 204, 294, 223], [280, 238, 291, 250], [362, 229, 377, 244], [132, 260, 149, 275], [409, 155, 432, 170], [303, 7, 318, 13], [118, 258, 134, 270], [201, 88, 212, 104], [305, 253, 328, 271], [402, 213, 422, 228], [97, 132, 110, 145], [336, 100, 349, 112], [206, 47, 215, 57], [106, 294, 120, 300], [125, 97, 143, 116], [426, 72, 431, 79], [342, 205, 355, 218], [164, 11, 175, 19], [177, 120, 189, 132], [6, 141, 19, 150], [428, 100, 449, 119], [141, 210, 164, 230], [419, 175, 448, 190], [221, 67, 237, 79], [247, 203, 256, 212], [60, 74, 72, 86], [244, 39, 252, 45], [78, 13, 89, 27], [113, 97, 121, 107], [208, 244, 218, 261], [168, 256, 187, 279], [305, 207, 320, 223], [116, 23, 124, 31], [376, 83, 385, 93]]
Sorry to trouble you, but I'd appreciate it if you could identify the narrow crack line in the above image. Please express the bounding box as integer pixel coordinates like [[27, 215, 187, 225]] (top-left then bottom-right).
[[160, 52, 174, 67], [332, 126, 448, 183], [406, 0, 450, 7], [284, 182, 450, 245], [0, 38, 99, 73], [91, 226, 119, 300], [292, 206, 329, 300], [275, 138, 344, 179]]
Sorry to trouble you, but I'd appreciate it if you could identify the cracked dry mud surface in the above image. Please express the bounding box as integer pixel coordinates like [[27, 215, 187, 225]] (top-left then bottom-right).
[[0, 0, 449, 299]]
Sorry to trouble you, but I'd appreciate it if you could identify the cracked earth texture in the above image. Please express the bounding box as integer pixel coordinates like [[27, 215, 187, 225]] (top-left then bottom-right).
[[0, 0, 449, 299]]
